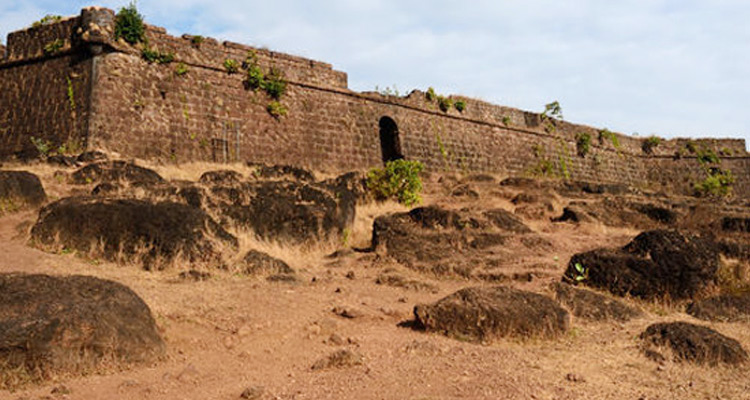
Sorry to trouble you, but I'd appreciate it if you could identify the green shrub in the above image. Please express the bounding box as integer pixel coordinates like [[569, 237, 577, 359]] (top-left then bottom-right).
[[695, 169, 734, 197], [696, 148, 720, 165], [266, 101, 287, 118], [262, 68, 287, 100], [43, 39, 64, 54], [30, 137, 52, 157], [642, 136, 662, 154], [437, 96, 453, 112], [223, 58, 240, 74], [542, 101, 563, 120], [245, 63, 265, 90], [115, 2, 145, 45], [32, 15, 62, 29], [425, 87, 437, 102], [598, 129, 620, 148], [175, 62, 188, 76], [366, 159, 425, 206], [685, 140, 698, 154], [141, 47, 174, 64], [190, 35, 204, 46], [454, 100, 466, 112], [575, 132, 591, 157], [502, 116, 511, 126]]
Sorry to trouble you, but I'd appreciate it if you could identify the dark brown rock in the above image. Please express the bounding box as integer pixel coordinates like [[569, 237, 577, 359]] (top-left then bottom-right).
[[640, 322, 747, 366], [414, 286, 569, 342], [553, 283, 642, 322], [0, 171, 46, 212], [0, 274, 165, 388], [564, 230, 719, 300], [311, 349, 363, 370], [31, 197, 237, 270], [70, 161, 164, 186], [240, 250, 294, 276], [687, 293, 750, 322], [198, 170, 243, 185]]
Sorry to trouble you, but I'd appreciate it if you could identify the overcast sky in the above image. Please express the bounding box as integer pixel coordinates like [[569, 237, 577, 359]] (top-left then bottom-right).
[[2, 1, 749, 146]]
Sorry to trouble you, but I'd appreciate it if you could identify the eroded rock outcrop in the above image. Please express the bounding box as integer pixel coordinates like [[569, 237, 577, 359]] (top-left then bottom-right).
[[414, 286, 569, 342], [640, 322, 747, 366], [0, 273, 165, 388]]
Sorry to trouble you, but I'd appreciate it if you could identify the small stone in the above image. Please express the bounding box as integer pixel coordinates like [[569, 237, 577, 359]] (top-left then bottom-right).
[[328, 333, 345, 345], [332, 306, 362, 319], [51, 384, 72, 395], [565, 373, 585, 383], [345, 271, 355, 279], [240, 386, 265, 399]]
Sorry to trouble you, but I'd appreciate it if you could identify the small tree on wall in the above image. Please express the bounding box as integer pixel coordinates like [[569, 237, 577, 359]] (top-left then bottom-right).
[[115, 2, 145, 45]]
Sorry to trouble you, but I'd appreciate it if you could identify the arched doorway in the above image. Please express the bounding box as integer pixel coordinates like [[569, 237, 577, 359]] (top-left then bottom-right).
[[379, 116, 403, 163]]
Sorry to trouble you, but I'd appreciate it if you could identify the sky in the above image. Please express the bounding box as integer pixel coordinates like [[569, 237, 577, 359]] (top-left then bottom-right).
[[2, 1, 749, 146]]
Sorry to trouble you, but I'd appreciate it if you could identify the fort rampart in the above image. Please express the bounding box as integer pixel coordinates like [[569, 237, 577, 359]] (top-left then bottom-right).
[[1, 7, 748, 197]]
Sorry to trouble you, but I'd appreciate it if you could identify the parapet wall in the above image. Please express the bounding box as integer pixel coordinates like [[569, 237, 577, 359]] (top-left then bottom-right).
[[1, 7, 748, 198]]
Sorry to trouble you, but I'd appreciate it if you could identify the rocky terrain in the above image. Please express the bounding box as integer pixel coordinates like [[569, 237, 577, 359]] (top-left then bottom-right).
[[1, 153, 749, 399]]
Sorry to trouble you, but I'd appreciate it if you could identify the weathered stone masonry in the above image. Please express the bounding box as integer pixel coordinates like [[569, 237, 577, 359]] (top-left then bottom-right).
[[1, 7, 748, 197]]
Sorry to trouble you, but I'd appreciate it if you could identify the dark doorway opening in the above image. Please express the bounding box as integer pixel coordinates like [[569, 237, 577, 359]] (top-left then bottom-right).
[[379, 116, 403, 163]]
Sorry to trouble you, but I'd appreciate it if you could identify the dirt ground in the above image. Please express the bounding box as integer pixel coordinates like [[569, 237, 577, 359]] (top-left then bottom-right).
[[1, 163, 749, 400]]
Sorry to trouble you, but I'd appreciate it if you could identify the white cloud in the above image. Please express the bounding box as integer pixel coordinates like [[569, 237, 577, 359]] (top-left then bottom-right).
[[1, 0, 748, 144]]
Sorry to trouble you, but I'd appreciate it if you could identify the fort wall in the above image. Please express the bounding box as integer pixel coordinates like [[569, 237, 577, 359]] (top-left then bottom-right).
[[1, 7, 748, 198]]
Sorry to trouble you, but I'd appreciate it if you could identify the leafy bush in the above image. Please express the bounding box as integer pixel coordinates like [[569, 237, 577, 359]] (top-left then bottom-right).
[[262, 68, 287, 100], [454, 100, 466, 112], [366, 159, 425, 206], [141, 47, 174, 64], [642, 136, 662, 154], [425, 87, 437, 102], [266, 101, 287, 118], [542, 101, 563, 120], [32, 15, 62, 29], [437, 96, 453, 112], [190, 35, 204, 46], [695, 169, 734, 197], [575, 132, 591, 157], [598, 129, 620, 148], [223, 58, 240, 74], [245, 63, 265, 90], [115, 2, 145, 45], [174, 62, 188, 76], [696, 148, 720, 165], [43, 39, 64, 54]]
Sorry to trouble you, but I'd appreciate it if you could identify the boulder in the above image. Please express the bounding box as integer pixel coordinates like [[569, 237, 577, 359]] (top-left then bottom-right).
[[70, 161, 164, 186], [217, 180, 355, 244], [31, 197, 237, 269], [76, 150, 108, 163], [719, 216, 750, 233], [0, 273, 165, 388], [372, 206, 533, 279], [240, 250, 295, 277], [414, 286, 569, 342], [248, 163, 315, 182], [0, 171, 46, 212], [198, 170, 243, 185], [640, 322, 747, 366], [565, 230, 719, 300], [552, 283, 642, 322], [687, 293, 750, 322]]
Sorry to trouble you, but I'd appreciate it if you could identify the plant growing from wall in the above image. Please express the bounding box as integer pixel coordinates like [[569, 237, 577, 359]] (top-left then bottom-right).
[[66, 76, 76, 112], [437, 96, 453, 113], [223, 58, 240, 74], [692, 145, 734, 198], [31, 15, 62, 28], [175, 62, 188, 76], [263, 68, 287, 100], [141, 47, 174, 64], [30, 137, 52, 157], [530, 144, 555, 177], [642, 136, 662, 154], [43, 39, 64, 55], [425, 87, 437, 102], [115, 2, 145, 45], [696, 147, 720, 165], [366, 159, 425, 206], [190, 35, 204, 47], [598, 128, 620, 149], [502, 116, 511, 126], [454, 100, 466, 113], [541, 101, 563, 120], [266, 101, 287, 119], [375, 85, 400, 97], [575, 132, 591, 157]]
